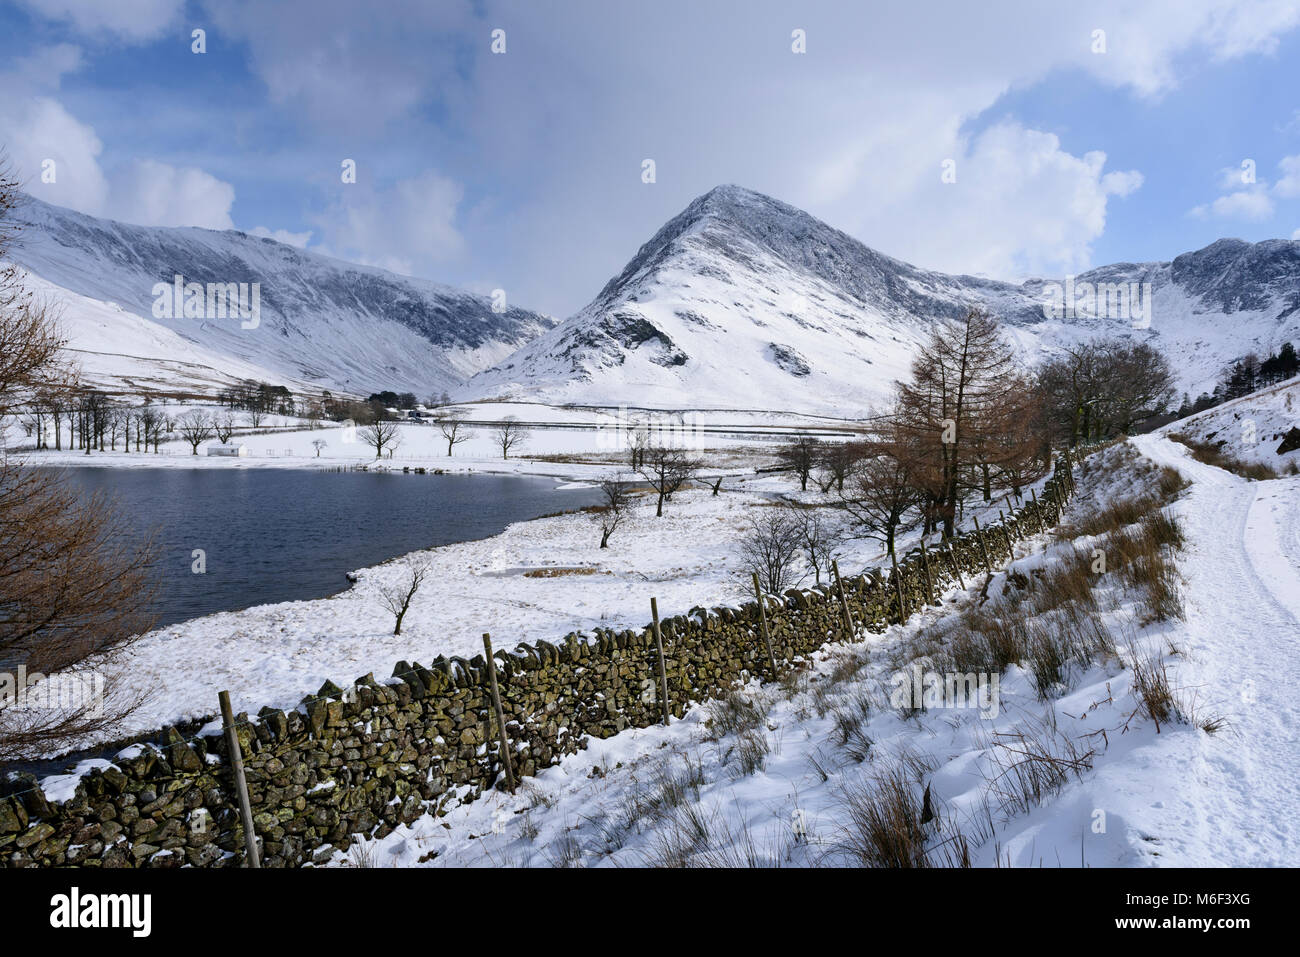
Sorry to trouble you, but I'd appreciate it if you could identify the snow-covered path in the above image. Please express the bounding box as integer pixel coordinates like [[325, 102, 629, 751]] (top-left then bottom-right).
[[1131, 433, 1300, 865]]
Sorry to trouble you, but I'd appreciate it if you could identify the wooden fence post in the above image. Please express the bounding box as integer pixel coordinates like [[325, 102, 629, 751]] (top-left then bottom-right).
[[218, 690, 261, 868], [889, 549, 908, 622], [482, 633, 516, 793], [971, 515, 993, 574], [650, 598, 672, 725], [830, 560, 856, 639], [945, 540, 966, 590], [1029, 486, 1040, 531], [997, 510, 1014, 560], [750, 574, 780, 678], [918, 541, 934, 605]]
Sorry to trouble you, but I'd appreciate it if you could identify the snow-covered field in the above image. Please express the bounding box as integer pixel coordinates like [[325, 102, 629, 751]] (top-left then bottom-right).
[[12, 400, 861, 479], [18, 381, 1300, 867], [59, 428, 1027, 750], [308, 435, 1300, 868]]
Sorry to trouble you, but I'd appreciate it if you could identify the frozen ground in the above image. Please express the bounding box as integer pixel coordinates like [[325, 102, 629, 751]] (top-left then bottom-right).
[[55, 437, 1027, 751], [315, 435, 1300, 868], [11, 401, 858, 480]]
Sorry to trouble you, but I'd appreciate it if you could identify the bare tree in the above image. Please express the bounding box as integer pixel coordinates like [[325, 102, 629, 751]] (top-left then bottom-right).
[[737, 509, 805, 595], [1037, 339, 1175, 445], [836, 419, 921, 558], [435, 409, 473, 456], [312, 438, 327, 457], [214, 411, 236, 444], [377, 557, 429, 636], [493, 415, 527, 459], [594, 476, 634, 548], [138, 406, 164, 453], [777, 435, 820, 491], [359, 418, 402, 459], [790, 505, 845, 585], [176, 410, 213, 454], [628, 421, 651, 471], [0, 164, 156, 757], [638, 446, 701, 517], [814, 441, 861, 494]]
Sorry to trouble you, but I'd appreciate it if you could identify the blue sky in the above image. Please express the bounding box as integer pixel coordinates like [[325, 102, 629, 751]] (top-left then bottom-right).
[[1, 0, 1298, 316]]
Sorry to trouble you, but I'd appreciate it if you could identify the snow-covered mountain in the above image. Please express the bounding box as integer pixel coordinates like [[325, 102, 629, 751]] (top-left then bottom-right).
[[13, 187, 1299, 413], [468, 185, 1300, 414], [9, 195, 556, 397]]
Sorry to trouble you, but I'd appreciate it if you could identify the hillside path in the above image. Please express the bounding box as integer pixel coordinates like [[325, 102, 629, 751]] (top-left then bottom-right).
[[1131, 433, 1300, 865]]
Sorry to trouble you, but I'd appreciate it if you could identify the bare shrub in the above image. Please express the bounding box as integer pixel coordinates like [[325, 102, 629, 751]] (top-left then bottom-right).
[[1128, 649, 1182, 731], [703, 689, 766, 741], [830, 766, 931, 868], [736, 509, 805, 595], [376, 557, 430, 635], [593, 476, 633, 549], [984, 714, 1095, 818]]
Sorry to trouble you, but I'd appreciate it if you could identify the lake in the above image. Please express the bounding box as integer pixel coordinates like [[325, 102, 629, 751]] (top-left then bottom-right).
[[54, 467, 599, 630]]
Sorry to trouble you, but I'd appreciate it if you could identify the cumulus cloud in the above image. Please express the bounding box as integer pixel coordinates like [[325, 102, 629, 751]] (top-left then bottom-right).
[[865, 123, 1144, 279], [1274, 155, 1300, 199], [0, 43, 236, 230], [104, 159, 235, 229], [0, 95, 110, 213], [16, 0, 183, 43], [9, 0, 1300, 304], [1190, 156, 1292, 222], [1190, 190, 1275, 221], [311, 170, 464, 276]]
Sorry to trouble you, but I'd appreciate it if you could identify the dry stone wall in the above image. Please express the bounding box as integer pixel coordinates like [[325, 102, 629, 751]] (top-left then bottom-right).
[[1, 459, 1075, 867]]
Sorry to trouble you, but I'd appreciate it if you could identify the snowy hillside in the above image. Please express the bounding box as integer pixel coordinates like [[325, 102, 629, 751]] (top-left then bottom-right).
[[8, 195, 556, 397], [1160, 375, 1300, 468], [17, 268, 326, 398], [469, 185, 1300, 414]]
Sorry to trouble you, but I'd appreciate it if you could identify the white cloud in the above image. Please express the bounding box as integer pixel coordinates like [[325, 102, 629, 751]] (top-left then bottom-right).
[[1190, 188, 1276, 221], [105, 159, 235, 229], [864, 123, 1144, 279], [0, 57, 236, 230], [17, 0, 183, 43], [0, 95, 110, 213], [1274, 155, 1300, 199], [312, 170, 465, 276], [249, 226, 313, 248], [202, 0, 478, 133], [1293, 227, 1300, 240]]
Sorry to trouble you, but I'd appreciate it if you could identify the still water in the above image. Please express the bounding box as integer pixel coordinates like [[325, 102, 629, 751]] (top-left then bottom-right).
[[56, 467, 598, 630]]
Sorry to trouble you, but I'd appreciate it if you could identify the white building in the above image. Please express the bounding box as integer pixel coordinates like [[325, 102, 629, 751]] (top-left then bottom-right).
[[207, 443, 249, 457]]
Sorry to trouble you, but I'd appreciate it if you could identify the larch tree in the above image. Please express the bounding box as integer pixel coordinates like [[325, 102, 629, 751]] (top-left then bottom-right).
[[0, 161, 156, 759]]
